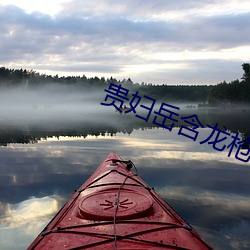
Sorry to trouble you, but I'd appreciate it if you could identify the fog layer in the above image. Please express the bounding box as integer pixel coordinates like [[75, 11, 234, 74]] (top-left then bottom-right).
[[0, 85, 109, 123]]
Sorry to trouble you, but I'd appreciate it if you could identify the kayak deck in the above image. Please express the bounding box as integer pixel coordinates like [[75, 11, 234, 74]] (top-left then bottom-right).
[[28, 152, 213, 249]]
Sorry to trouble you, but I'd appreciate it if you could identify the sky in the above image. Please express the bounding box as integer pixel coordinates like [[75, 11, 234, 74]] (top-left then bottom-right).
[[0, 0, 250, 85]]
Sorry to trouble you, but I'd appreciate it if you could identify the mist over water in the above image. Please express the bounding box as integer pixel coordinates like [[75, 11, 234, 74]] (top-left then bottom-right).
[[0, 85, 109, 124], [0, 84, 235, 125], [0, 84, 250, 144], [0, 85, 182, 129]]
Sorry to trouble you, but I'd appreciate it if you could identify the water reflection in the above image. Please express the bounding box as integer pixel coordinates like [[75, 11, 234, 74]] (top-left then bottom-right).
[[0, 108, 250, 146], [0, 196, 62, 250], [1, 196, 59, 228], [0, 125, 250, 249]]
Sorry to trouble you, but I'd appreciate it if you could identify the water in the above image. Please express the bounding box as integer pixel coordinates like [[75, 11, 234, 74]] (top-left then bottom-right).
[[0, 108, 250, 249]]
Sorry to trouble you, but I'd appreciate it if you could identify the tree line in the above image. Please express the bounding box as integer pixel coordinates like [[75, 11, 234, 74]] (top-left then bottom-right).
[[208, 63, 250, 105], [0, 63, 249, 104]]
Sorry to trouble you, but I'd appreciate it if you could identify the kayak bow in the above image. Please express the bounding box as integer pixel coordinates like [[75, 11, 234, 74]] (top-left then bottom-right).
[[28, 152, 213, 249]]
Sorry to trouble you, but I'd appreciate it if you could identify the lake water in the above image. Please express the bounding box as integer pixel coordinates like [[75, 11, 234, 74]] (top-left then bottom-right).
[[0, 107, 250, 249]]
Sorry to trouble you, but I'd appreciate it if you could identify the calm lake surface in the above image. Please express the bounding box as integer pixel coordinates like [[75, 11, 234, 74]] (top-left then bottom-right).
[[0, 107, 250, 249]]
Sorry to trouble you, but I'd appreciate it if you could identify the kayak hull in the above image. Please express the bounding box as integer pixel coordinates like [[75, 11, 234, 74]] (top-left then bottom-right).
[[28, 152, 213, 249]]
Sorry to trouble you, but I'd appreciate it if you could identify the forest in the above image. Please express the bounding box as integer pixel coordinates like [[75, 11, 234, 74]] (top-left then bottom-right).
[[0, 63, 249, 105]]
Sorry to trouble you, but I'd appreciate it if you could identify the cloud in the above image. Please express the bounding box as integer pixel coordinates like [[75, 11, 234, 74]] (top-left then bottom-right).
[[58, 0, 245, 19], [3, 4, 249, 48], [0, 1, 250, 84]]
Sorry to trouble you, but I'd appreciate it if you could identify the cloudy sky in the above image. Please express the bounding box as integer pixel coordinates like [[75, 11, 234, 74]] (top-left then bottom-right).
[[0, 0, 250, 85]]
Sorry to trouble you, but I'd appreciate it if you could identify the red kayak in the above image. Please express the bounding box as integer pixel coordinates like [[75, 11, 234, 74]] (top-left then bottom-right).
[[28, 152, 213, 249]]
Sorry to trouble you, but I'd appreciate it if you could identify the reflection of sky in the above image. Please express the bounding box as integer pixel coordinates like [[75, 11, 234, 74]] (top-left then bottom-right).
[[0, 196, 61, 250], [0, 128, 249, 249]]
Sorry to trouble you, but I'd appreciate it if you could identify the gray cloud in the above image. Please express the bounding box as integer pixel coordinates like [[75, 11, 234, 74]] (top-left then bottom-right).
[[185, 13, 250, 49], [59, 0, 216, 18], [0, 1, 249, 84], [3, 4, 249, 47]]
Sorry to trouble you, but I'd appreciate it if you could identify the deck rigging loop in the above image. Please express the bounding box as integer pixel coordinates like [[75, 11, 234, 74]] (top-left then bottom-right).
[[113, 165, 137, 249]]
